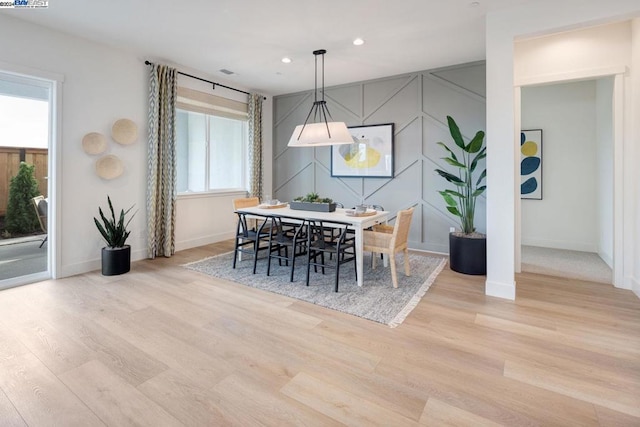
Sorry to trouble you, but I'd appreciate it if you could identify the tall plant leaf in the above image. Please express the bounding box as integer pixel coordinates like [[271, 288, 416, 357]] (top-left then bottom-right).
[[446, 116, 465, 150], [465, 130, 485, 153], [435, 169, 465, 185]]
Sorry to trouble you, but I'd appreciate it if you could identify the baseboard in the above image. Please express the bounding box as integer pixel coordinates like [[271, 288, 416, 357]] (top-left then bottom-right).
[[521, 238, 596, 253], [485, 279, 516, 300], [410, 247, 449, 257], [59, 259, 100, 278], [58, 247, 148, 278], [597, 250, 613, 269], [175, 231, 235, 252], [632, 277, 640, 299]]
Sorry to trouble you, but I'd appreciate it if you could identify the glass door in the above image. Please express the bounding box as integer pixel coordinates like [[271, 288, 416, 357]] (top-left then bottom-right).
[[0, 72, 52, 289]]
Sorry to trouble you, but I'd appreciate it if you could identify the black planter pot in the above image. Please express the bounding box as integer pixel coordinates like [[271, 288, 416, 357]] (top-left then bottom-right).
[[101, 245, 131, 276], [449, 233, 486, 275]]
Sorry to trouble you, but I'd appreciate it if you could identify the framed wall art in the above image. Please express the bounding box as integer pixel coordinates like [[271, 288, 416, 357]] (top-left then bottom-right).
[[520, 129, 543, 200], [331, 123, 394, 178]]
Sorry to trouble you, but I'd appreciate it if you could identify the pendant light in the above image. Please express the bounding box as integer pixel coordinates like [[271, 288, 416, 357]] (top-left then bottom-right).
[[287, 49, 355, 147]]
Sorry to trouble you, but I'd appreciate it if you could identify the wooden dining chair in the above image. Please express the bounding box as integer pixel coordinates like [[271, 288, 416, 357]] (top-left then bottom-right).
[[363, 207, 414, 288]]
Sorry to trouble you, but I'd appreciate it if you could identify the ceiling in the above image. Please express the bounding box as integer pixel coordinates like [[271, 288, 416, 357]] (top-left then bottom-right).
[[4, 0, 539, 96]]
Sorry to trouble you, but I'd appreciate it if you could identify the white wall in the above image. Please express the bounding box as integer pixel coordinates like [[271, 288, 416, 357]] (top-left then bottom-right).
[[596, 78, 614, 268], [486, 0, 640, 299], [632, 18, 640, 298], [514, 22, 632, 85], [0, 14, 273, 278], [521, 81, 598, 252]]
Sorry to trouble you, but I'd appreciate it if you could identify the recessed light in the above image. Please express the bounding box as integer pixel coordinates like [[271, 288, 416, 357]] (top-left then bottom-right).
[[353, 38, 365, 46], [281, 57, 292, 64], [470, 1, 480, 6]]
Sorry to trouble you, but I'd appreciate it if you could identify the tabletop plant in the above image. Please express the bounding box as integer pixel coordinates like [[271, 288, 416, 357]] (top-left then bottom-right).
[[293, 192, 333, 204], [435, 116, 486, 235]]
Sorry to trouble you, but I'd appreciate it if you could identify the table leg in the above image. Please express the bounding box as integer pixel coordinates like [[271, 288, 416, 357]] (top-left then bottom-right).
[[355, 226, 363, 287]]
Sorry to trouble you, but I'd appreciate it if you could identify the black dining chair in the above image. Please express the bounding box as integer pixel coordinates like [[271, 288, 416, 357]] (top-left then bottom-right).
[[266, 215, 308, 282], [232, 211, 271, 274], [306, 219, 357, 292]]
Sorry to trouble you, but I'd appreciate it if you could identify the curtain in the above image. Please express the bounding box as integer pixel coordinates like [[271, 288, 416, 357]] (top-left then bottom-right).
[[248, 93, 264, 199], [147, 64, 178, 258]]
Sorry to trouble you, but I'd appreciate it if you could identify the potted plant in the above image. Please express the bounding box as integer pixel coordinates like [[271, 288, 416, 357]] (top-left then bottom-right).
[[290, 192, 336, 212], [94, 196, 136, 276], [435, 116, 487, 275]]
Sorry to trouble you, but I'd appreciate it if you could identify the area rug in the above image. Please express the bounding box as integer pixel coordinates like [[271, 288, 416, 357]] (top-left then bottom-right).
[[183, 252, 446, 328]]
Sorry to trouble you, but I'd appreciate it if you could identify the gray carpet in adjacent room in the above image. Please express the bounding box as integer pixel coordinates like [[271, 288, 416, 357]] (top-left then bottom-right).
[[184, 252, 446, 328], [521, 245, 612, 284]]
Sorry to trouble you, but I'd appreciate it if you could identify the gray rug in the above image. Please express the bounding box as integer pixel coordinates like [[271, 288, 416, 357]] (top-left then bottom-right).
[[184, 252, 446, 328]]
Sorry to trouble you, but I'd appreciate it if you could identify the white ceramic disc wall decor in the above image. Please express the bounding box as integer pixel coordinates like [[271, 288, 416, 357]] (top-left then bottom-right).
[[111, 118, 138, 145], [82, 132, 107, 155], [96, 154, 124, 179]]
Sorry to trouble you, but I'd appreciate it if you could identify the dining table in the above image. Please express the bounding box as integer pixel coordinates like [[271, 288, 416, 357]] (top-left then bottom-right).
[[235, 205, 389, 287]]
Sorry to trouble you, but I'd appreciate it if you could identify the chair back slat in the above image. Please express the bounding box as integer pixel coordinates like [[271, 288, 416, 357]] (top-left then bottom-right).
[[392, 207, 414, 249], [233, 197, 259, 210]]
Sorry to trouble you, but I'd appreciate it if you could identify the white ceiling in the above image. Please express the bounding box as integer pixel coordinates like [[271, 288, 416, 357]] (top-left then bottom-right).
[[4, 0, 539, 95]]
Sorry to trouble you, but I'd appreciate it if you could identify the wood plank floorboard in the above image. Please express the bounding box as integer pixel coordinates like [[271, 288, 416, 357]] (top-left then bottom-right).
[[0, 239, 638, 426]]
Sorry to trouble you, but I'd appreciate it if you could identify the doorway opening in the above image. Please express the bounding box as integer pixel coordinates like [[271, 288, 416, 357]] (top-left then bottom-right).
[[0, 71, 54, 289], [518, 76, 618, 285]]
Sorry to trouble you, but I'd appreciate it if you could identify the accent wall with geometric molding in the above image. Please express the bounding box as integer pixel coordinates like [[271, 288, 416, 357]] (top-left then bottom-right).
[[273, 62, 486, 254]]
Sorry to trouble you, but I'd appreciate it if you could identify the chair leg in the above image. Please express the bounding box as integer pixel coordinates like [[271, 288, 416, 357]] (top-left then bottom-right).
[[334, 258, 340, 292], [372, 252, 378, 269], [306, 250, 312, 286], [252, 240, 260, 274], [267, 247, 273, 276], [390, 254, 399, 288], [404, 248, 411, 276], [232, 239, 240, 269], [289, 252, 296, 282]]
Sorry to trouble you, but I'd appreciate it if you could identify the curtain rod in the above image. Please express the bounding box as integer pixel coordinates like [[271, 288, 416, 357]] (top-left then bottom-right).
[[144, 61, 266, 100]]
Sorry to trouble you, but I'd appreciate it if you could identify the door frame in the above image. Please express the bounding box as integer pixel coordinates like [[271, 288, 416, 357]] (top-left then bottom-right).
[[514, 66, 627, 288], [0, 61, 64, 289]]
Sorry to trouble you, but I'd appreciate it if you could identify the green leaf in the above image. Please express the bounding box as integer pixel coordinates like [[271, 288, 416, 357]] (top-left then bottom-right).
[[472, 186, 486, 197], [443, 157, 467, 169], [435, 169, 464, 185], [470, 148, 486, 172], [446, 206, 462, 217], [438, 191, 458, 207], [443, 189, 464, 198], [436, 142, 458, 163], [94, 196, 136, 248], [464, 130, 485, 153], [476, 169, 487, 186], [446, 116, 465, 150]]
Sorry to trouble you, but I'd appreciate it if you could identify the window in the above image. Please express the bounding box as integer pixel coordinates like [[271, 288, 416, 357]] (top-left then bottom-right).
[[175, 88, 249, 194]]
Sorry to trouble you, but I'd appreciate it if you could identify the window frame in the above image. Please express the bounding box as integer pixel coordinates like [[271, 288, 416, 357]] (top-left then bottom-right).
[[175, 87, 249, 196]]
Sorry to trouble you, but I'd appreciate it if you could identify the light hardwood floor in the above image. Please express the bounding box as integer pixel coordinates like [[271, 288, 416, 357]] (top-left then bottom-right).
[[0, 240, 638, 426]]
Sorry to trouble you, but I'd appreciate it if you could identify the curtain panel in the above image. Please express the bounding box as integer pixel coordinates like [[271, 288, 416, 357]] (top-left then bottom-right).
[[147, 64, 178, 258], [248, 93, 264, 199]]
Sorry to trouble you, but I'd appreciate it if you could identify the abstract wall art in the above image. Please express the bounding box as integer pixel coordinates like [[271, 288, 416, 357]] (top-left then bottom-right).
[[520, 129, 543, 199], [331, 123, 394, 178]]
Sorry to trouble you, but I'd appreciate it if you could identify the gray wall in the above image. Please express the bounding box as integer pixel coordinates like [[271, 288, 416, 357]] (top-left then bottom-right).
[[273, 62, 486, 253]]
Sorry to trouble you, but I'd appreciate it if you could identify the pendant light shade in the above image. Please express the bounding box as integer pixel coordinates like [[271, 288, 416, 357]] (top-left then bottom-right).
[[288, 49, 355, 147]]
